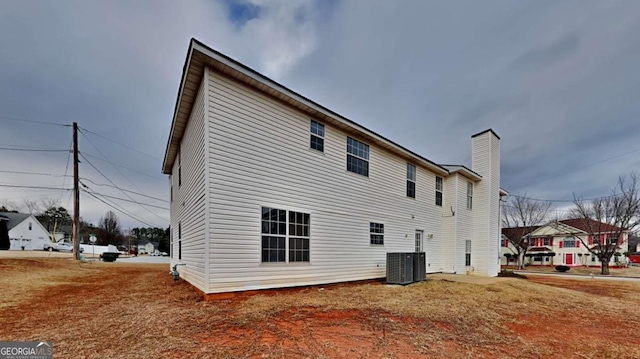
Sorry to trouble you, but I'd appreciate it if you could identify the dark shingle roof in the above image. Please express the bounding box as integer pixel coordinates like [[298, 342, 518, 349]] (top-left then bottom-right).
[[559, 219, 621, 233], [0, 213, 31, 231]]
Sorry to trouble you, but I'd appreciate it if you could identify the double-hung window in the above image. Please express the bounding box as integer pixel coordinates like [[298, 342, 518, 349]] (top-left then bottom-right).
[[465, 240, 471, 266], [178, 222, 182, 260], [435, 176, 443, 206], [562, 237, 576, 248], [466, 182, 473, 210], [261, 207, 310, 263], [406, 163, 416, 198], [370, 222, 384, 245], [346, 137, 369, 176], [310, 120, 325, 152], [178, 150, 182, 187]]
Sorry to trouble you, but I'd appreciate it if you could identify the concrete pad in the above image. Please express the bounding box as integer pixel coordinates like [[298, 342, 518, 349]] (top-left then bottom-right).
[[429, 273, 515, 285]]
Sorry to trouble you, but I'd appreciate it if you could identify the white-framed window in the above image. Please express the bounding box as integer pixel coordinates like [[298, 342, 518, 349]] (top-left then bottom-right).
[[169, 227, 173, 259], [310, 120, 325, 152], [608, 234, 619, 244], [28, 222, 32, 230], [346, 137, 369, 176], [543, 238, 551, 246], [407, 163, 416, 198], [178, 222, 182, 260], [261, 207, 310, 263], [563, 237, 576, 248], [415, 230, 423, 252], [465, 240, 472, 266], [435, 176, 443, 206], [593, 235, 600, 244], [466, 182, 473, 210], [178, 150, 182, 187], [370, 222, 384, 245]]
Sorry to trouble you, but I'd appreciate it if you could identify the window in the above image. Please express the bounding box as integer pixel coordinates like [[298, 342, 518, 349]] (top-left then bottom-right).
[[593, 235, 600, 244], [608, 234, 619, 244], [435, 176, 443, 206], [563, 237, 576, 248], [261, 207, 310, 263], [370, 222, 384, 245], [178, 151, 182, 187], [169, 228, 173, 259], [170, 184, 173, 203], [289, 211, 310, 262], [543, 238, 552, 246], [466, 182, 473, 210], [501, 238, 509, 247], [28, 222, 32, 230], [261, 207, 286, 263], [178, 222, 182, 260], [346, 137, 369, 176], [310, 120, 324, 152], [465, 240, 471, 266], [406, 163, 416, 198]]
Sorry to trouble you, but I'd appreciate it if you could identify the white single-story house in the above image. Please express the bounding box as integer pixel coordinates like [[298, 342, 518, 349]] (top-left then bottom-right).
[[0, 213, 51, 250], [138, 240, 158, 254], [162, 39, 506, 296], [501, 219, 629, 267]]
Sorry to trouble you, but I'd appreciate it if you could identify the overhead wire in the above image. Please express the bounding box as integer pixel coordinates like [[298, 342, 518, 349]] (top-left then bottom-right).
[[80, 153, 166, 182], [79, 126, 161, 160], [82, 189, 161, 228], [79, 152, 168, 222], [0, 115, 70, 127], [80, 177, 168, 203]]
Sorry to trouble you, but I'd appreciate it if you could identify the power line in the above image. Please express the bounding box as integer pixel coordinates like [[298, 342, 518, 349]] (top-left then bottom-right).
[[81, 153, 166, 182], [82, 190, 161, 228], [0, 115, 70, 127], [507, 192, 620, 204], [59, 140, 73, 205], [0, 146, 69, 152], [81, 189, 169, 210], [79, 126, 161, 160], [0, 184, 72, 190], [79, 153, 168, 223], [0, 170, 70, 177], [80, 178, 168, 203], [512, 147, 640, 191]]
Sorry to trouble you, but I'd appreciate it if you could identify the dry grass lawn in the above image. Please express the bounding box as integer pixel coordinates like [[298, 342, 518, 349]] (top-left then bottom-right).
[[1, 258, 639, 358], [514, 265, 640, 277]]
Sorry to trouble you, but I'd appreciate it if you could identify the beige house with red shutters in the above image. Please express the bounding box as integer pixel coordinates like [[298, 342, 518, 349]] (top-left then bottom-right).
[[501, 219, 629, 267]]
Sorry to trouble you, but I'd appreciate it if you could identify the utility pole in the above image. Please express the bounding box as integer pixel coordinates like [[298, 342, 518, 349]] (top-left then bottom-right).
[[72, 122, 80, 260]]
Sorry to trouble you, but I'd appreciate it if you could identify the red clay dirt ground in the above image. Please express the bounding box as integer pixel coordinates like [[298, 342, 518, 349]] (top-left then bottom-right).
[[1, 258, 639, 358]]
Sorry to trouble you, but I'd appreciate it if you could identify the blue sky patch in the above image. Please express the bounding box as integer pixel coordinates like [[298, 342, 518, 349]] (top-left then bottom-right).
[[224, 0, 260, 27]]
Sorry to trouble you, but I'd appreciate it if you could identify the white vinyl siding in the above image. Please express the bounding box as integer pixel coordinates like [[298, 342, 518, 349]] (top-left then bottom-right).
[[169, 77, 207, 292], [205, 68, 444, 293]]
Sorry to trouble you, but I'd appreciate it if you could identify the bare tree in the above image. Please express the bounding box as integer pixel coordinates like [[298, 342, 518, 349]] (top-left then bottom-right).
[[502, 194, 552, 269], [97, 211, 122, 245], [0, 200, 22, 213], [39, 197, 60, 211], [572, 173, 640, 275], [22, 198, 41, 214]]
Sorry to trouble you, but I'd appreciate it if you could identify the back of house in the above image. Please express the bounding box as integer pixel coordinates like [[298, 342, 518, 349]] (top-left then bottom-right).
[[162, 39, 505, 295]]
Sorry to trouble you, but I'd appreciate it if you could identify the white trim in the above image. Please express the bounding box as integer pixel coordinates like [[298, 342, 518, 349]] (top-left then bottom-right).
[[203, 68, 211, 293]]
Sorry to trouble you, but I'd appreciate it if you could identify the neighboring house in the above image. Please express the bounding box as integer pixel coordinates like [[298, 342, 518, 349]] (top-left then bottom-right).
[[0, 213, 51, 250], [162, 39, 506, 295], [138, 240, 158, 254], [501, 219, 629, 267]]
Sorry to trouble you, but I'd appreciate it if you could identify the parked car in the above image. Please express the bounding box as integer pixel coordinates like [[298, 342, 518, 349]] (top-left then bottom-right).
[[150, 251, 161, 257], [43, 242, 54, 251], [161, 251, 169, 257], [53, 241, 84, 253]]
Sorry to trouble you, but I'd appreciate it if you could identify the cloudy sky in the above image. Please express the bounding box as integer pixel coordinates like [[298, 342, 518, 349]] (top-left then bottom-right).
[[1, 0, 639, 228]]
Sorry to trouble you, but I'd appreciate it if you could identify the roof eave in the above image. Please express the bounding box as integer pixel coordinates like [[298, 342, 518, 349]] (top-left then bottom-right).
[[161, 38, 450, 176]]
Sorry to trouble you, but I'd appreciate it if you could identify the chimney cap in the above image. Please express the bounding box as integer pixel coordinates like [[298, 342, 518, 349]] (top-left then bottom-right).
[[471, 129, 500, 140]]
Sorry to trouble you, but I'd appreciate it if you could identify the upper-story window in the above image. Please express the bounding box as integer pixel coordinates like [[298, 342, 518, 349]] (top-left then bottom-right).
[[310, 120, 325, 152], [178, 150, 182, 187], [28, 222, 32, 230], [406, 163, 416, 198], [346, 137, 369, 176], [608, 234, 619, 244], [435, 176, 443, 206], [593, 235, 600, 244], [562, 237, 576, 248], [466, 182, 473, 210], [543, 238, 552, 246]]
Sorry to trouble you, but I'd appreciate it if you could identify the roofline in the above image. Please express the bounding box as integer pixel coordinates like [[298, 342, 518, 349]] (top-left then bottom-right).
[[162, 38, 450, 175], [499, 188, 509, 196], [471, 128, 500, 140], [440, 164, 482, 181]]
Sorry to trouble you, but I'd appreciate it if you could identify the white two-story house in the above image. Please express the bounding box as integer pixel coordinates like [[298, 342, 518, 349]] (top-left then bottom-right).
[[162, 39, 506, 296], [501, 219, 629, 267]]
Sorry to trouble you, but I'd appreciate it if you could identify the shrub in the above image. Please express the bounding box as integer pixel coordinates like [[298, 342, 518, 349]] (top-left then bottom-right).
[[555, 265, 570, 272]]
